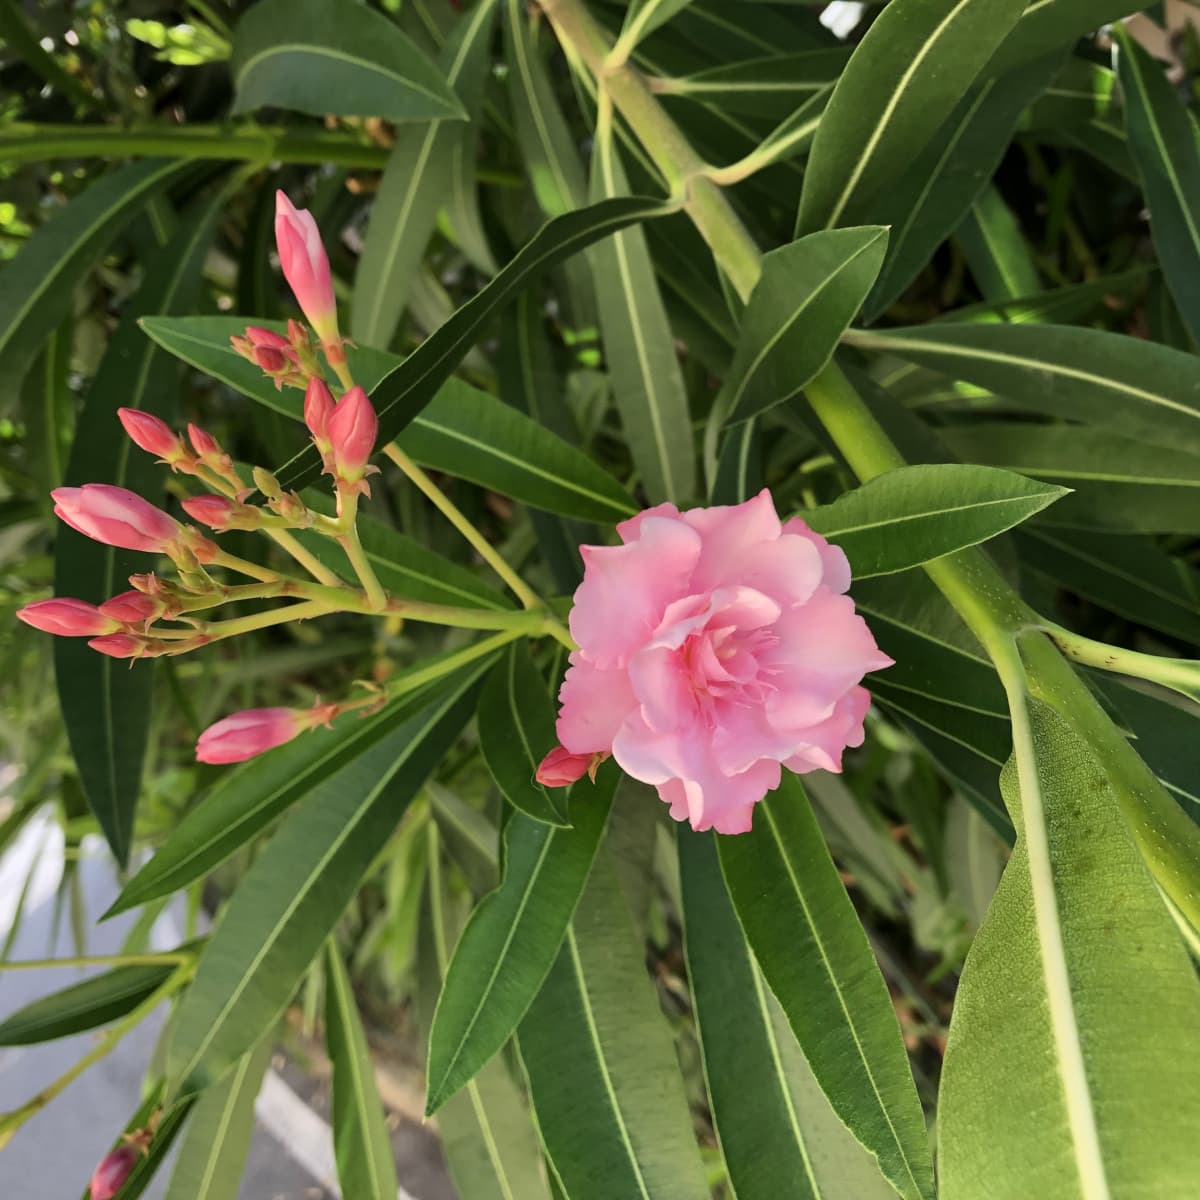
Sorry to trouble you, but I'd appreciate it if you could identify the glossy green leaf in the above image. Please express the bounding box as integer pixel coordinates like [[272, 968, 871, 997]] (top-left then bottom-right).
[[844, 322, 1200, 457], [679, 829, 896, 1200], [325, 943, 401, 1200], [417, 833, 553, 1200], [724, 227, 888, 425], [107, 650, 484, 917], [1015, 527, 1200, 647], [53, 183, 227, 866], [0, 962, 176, 1044], [956, 185, 1040, 300], [0, 158, 186, 408], [935, 268, 1149, 328], [478, 645, 569, 826], [1115, 27, 1200, 345], [804, 463, 1066, 577], [589, 118, 695, 503], [352, 0, 498, 348], [938, 700, 1200, 1197], [138, 317, 638, 522], [167, 667, 485, 1095], [162, 1035, 273, 1200], [518, 853, 709, 1200], [992, 1, 1145, 74], [425, 765, 616, 1113], [230, 0, 465, 122], [943, 423, 1200, 534], [865, 54, 1063, 319], [717, 775, 934, 1200], [797, 0, 1026, 234]]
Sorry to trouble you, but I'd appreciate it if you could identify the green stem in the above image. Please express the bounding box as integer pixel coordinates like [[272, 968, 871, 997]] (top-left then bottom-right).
[[0, 951, 193, 972], [335, 490, 388, 612], [264, 528, 345, 586], [1039, 622, 1200, 702]]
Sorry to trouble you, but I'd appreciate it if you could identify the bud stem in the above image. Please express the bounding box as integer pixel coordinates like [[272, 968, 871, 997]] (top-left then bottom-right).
[[335, 490, 388, 612], [1040, 622, 1200, 704]]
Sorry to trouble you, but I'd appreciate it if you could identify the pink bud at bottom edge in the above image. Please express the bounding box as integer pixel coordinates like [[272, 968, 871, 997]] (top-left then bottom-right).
[[89, 1143, 139, 1200], [535, 746, 596, 788]]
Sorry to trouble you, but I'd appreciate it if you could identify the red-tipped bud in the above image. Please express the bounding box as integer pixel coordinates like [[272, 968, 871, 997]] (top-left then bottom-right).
[[99, 591, 165, 625], [88, 633, 169, 660], [187, 424, 223, 461], [326, 386, 377, 484], [304, 378, 335, 446], [118, 409, 189, 466], [17, 598, 119, 637], [252, 345, 288, 373], [89, 1143, 140, 1200], [181, 495, 241, 530], [535, 746, 594, 788], [275, 191, 339, 347], [52, 485, 180, 554], [245, 325, 290, 350], [196, 706, 307, 764]]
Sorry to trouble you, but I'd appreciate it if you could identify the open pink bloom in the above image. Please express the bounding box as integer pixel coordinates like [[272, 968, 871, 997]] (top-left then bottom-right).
[[275, 191, 338, 346], [52, 485, 180, 553], [89, 1143, 140, 1200], [549, 490, 892, 834], [326, 385, 377, 483], [17, 598, 118, 637]]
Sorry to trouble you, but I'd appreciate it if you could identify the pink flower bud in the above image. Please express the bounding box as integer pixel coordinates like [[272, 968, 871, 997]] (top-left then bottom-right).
[[245, 325, 290, 350], [275, 191, 339, 346], [99, 591, 164, 625], [195, 707, 308, 764], [231, 334, 254, 362], [17, 598, 119, 637], [187, 424, 223, 462], [89, 1142, 140, 1200], [181, 495, 239, 530], [52, 485, 180, 554], [535, 746, 594, 788], [118, 409, 188, 465], [252, 345, 288, 373], [88, 633, 167, 659], [304, 378, 334, 445], [327, 386, 377, 483]]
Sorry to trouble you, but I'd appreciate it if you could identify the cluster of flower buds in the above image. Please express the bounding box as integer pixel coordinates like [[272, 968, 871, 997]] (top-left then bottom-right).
[[20, 191, 392, 768], [89, 1124, 154, 1200]]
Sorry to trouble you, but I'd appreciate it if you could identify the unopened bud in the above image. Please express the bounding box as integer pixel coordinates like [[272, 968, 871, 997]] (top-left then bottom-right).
[[304, 378, 334, 448], [52, 485, 180, 554], [326, 386, 378, 487], [252, 467, 282, 500], [99, 591, 165, 625], [117, 409, 190, 468], [89, 1143, 140, 1200], [17, 598, 119, 638]]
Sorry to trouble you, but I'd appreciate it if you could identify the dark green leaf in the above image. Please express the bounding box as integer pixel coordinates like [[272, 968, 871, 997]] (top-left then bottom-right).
[[718, 775, 934, 1200], [425, 764, 616, 1113], [166, 667, 485, 1094], [478, 645, 569, 826], [956, 185, 1040, 300], [804, 463, 1067, 576], [992, 1, 1145, 74], [230, 0, 465, 122], [662, 49, 849, 119], [797, 0, 1026, 233], [725, 227, 889, 424]]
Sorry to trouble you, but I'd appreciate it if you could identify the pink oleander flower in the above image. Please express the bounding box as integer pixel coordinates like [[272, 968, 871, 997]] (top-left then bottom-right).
[[53, 485, 180, 554], [118, 408, 190, 467], [99, 590, 165, 625], [540, 490, 892, 835], [195, 702, 338, 764], [275, 191, 339, 348], [89, 1143, 140, 1200], [326, 385, 377, 486], [17, 598, 119, 637]]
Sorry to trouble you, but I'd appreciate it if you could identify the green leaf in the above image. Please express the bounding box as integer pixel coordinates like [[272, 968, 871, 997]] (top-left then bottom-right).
[[956, 185, 1040, 300], [844, 322, 1200, 458], [864, 54, 1063, 319], [619, 0, 699, 49], [0, 962, 176, 1044], [589, 119, 695, 503], [992, 1, 1145, 74], [1114, 27, 1200, 345], [938, 699, 1200, 1196], [518, 853, 709, 1200], [351, 0, 498, 349], [429, 784, 500, 897], [425, 765, 616, 1113], [678, 828, 896, 1200], [478, 645, 569, 826], [0, 158, 187, 408], [99, 1095, 195, 1200], [717, 775, 934, 1200], [723, 227, 889, 425], [325, 943, 401, 1200], [797, 0, 1026, 234], [53, 183, 228, 866], [1015, 527, 1200, 647], [107, 650, 481, 916], [162, 1035, 273, 1200], [166, 667, 485, 1095], [417, 833, 553, 1200], [804, 463, 1067, 577], [138, 317, 639, 522], [942, 423, 1200, 534], [230, 0, 465, 122]]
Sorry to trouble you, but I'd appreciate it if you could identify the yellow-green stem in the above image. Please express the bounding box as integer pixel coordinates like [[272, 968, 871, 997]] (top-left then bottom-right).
[[335, 489, 388, 612]]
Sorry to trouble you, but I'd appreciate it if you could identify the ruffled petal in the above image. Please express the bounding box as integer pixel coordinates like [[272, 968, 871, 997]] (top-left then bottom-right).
[[782, 516, 852, 594], [782, 686, 871, 774], [556, 656, 638, 755]]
